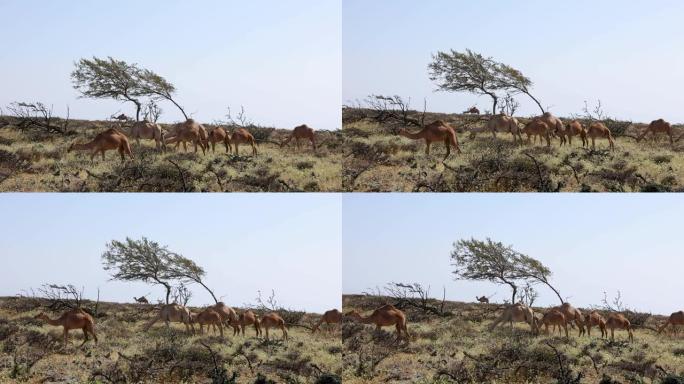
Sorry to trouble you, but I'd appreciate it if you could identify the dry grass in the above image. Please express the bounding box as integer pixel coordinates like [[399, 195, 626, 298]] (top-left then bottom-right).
[[0, 297, 341, 383], [343, 294, 684, 384]]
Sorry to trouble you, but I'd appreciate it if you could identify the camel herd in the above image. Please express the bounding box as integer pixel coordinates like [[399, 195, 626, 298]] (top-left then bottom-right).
[[395, 112, 678, 160], [33, 301, 341, 350], [66, 119, 318, 161]]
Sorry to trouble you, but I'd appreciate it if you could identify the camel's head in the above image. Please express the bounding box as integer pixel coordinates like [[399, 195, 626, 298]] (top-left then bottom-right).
[[344, 310, 362, 321], [34, 313, 48, 322]]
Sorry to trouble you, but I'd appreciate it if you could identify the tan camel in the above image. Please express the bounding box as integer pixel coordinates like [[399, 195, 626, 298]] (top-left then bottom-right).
[[536, 112, 564, 138], [522, 120, 551, 147], [553, 303, 585, 336], [231, 128, 258, 156], [488, 303, 537, 333], [606, 313, 634, 341], [476, 296, 490, 304], [164, 119, 207, 155], [398, 120, 461, 160], [260, 312, 288, 341], [195, 308, 224, 337], [208, 126, 232, 153], [657, 310, 684, 335], [486, 114, 522, 144], [281, 124, 316, 151], [540, 309, 568, 337], [236, 310, 262, 337], [586, 122, 615, 151], [463, 106, 480, 114], [563, 120, 588, 147], [312, 309, 342, 334], [133, 296, 149, 304], [130, 120, 165, 150], [35, 308, 97, 349], [68, 128, 133, 161], [584, 311, 607, 338], [347, 304, 409, 341], [143, 304, 194, 334], [638, 118, 674, 145], [208, 302, 241, 334]]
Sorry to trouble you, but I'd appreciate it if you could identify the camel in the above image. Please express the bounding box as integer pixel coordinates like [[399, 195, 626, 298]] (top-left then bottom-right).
[[207, 126, 232, 153], [113, 113, 130, 122], [195, 308, 224, 337], [475, 296, 490, 304], [638, 118, 674, 145], [586, 122, 615, 151], [346, 304, 409, 341], [143, 304, 194, 334], [260, 312, 288, 341], [522, 120, 551, 147], [657, 310, 684, 335], [486, 114, 522, 144], [540, 309, 568, 337], [231, 128, 258, 155], [553, 303, 585, 336], [164, 119, 207, 155], [584, 311, 607, 338], [605, 313, 634, 342], [208, 302, 241, 334], [281, 124, 316, 151], [35, 308, 97, 349], [463, 106, 480, 114], [488, 303, 537, 333], [133, 296, 149, 304], [562, 120, 588, 147], [312, 309, 342, 334], [67, 128, 133, 161], [398, 120, 461, 160], [130, 120, 165, 150], [236, 310, 262, 337], [536, 112, 564, 139]]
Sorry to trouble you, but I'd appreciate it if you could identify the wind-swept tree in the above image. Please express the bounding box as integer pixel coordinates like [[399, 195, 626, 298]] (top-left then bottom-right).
[[137, 69, 189, 120]]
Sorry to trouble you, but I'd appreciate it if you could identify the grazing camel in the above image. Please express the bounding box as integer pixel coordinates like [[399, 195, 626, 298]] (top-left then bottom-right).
[[195, 308, 224, 337], [563, 120, 588, 147], [164, 119, 207, 155], [488, 303, 537, 333], [638, 118, 674, 145], [586, 122, 615, 151], [143, 304, 195, 334], [536, 112, 564, 138], [397, 120, 461, 160], [208, 126, 232, 153], [347, 304, 409, 341], [584, 311, 607, 338], [522, 120, 551, 147], [68, 128, 133, 161], [208, 302, 241, 334], [133, 296, 149, 304], [130, 120, 165, 150], [260, 312, 288, 341], [281, 124, 316, 151], [231, 128, 258, 155], [35, 308, 97, 349], [463, 106, 480, 114], [236, 310, 262, 337], [475, 296, 490, 304], [540, 309, 568, 337], [606, 313, 634, 342], [312, 309, 342, 334], [657, 310, 684, 335], [486, 114, 522, 144], [553, 303, 585, 336]]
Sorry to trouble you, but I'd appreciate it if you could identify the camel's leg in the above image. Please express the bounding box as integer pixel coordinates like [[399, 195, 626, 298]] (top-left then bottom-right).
[[235, 143, 239, 155], [211, 141, 216, 153], [281, 325, 288, 341], [80, 328, 89, 346], [251, 142, 257, 156], [63, 329, 68, 349], [295, 138, 300, 150], [545, 133, 551, 147], [311, 137, 316, 151], [218, 323, 223, 338], [224, 140, 230, 153], [443, 138, 450, 161], [182, 141, 187, 152], [425, 140, 431, 155], [591, 137, 596, 150], [610, 328, 614, 341], [265, 327, 270, 341]]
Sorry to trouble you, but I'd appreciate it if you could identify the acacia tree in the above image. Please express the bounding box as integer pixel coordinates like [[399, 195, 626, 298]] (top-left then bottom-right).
[[450, 238, 563, 305]]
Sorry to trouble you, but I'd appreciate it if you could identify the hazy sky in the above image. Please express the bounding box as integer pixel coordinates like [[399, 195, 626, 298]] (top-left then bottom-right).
[[0, 194, 341, 313], [343, 0, 684, 123], [343, 194, 684, 315], [0, 0, 341, 129]]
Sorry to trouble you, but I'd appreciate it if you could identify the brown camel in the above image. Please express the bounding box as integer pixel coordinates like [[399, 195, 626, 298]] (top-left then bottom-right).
[[143, 304, 195, 334], [130, 120, 165, 150], [68, 128, 133, 161], [586, 122, 615, 151], [536, 112, 564, 139], [312, 309, 342, 334], [164, 119, 207, 155], [35, 308, 97, 349], [553, 303, 585, 336], [398, 120, 461, 160], [606, 313, 634, 341], [540, 309, 568, 337], [260, 312, 288, 341], [231, 128, 258, 155], [584, 311, 607, 338], [638, 118, 674, 145], [486, 114, 522, 144], [522, 120, 551, 147], [195, 308, 224, 337], [208, 126, 232, 153], [563, 120, 588, 147], [236, 310, 262, 337], [133, 296, 149, 304], [489, 303, 537, 333], [476, 296, 490, 304], [281, 124, 316, 151], [209, 302, 241, 334], [347, 304, 409, 341], [657, 310, 684, 335], [463, 106, 480, 114]]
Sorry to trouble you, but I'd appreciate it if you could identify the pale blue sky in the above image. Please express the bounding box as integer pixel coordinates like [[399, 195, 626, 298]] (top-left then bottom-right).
[[343, 0, 684, 123], [0, 0, 341, 129], [343, 194, 684, 315], [0, 194, 341, 313]]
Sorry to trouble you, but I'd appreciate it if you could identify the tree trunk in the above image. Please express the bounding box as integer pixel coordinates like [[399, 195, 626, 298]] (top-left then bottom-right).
[[491, 96, 498, 115], [544, 281, 564, 304], [197, 280, 218, 304], [166, 97, 189, 121], [524, 91, 545, 114], [163, 283, 171, 304], [134, 101, 141, 122]]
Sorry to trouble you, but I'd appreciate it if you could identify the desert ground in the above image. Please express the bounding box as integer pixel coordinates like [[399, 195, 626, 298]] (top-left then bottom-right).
[[0, 118, 342, 192], [0, 297, 341, 383], [343, 294, 684, 384], [342, 109, 684, 192]]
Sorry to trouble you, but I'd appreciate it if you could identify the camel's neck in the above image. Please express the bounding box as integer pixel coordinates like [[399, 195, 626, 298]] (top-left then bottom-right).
[[41, 316, 62, 326], [399, 130, 424, 140], [71, 141, 96, 151]]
